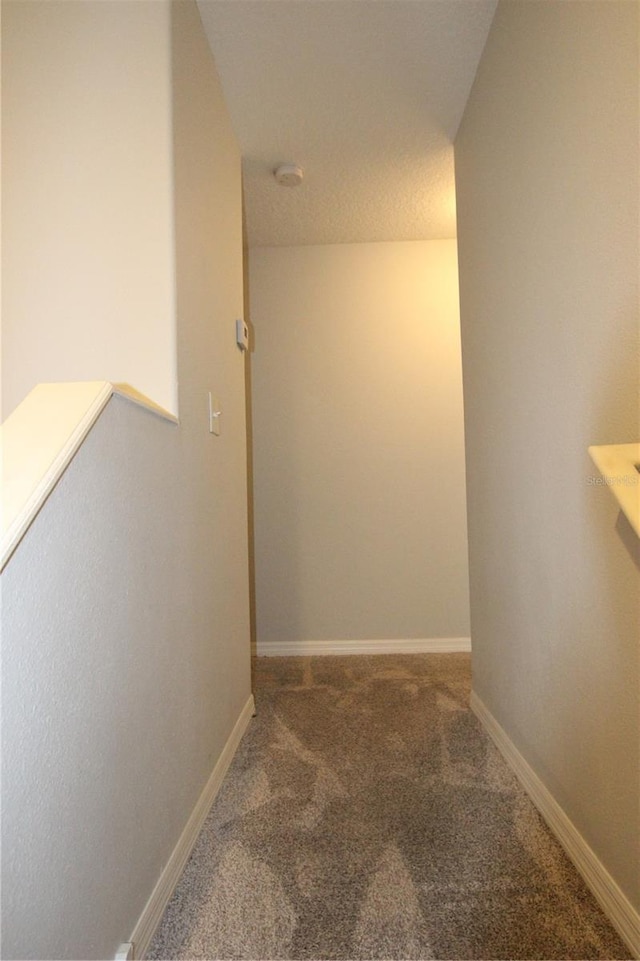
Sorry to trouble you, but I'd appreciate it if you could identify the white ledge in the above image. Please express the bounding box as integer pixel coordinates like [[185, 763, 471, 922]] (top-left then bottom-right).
[[1, 381, 178, 571], [588, 442, 640, 537]]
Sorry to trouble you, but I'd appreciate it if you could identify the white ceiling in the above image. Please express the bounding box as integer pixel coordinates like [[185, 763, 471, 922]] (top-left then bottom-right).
[[197, 0, 497, 248]]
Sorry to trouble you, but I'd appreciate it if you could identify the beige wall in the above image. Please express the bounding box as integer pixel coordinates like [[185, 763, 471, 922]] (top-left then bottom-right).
[[455, 0, 639, 911], [1, 3, 251, 958], [1, 0, 177, 419], [249, 241, 470, 647]]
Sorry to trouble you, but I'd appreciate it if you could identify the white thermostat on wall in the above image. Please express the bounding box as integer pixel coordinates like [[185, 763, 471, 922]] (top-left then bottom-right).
[[236, 318, 249, 351]]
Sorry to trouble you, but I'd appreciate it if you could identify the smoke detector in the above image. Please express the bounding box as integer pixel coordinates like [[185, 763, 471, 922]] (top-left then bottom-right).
[[274, 163, 304, 187]]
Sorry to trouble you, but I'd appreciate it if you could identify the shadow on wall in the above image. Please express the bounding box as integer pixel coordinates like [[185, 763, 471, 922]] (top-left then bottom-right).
[[615, 513, 640, 572]]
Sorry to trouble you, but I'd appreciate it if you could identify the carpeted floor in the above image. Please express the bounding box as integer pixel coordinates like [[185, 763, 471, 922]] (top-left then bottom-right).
[[148, 654, 630, 960]]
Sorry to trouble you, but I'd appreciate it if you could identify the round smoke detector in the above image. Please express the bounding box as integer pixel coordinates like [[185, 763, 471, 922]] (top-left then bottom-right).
[[274, 163, 304, 187]]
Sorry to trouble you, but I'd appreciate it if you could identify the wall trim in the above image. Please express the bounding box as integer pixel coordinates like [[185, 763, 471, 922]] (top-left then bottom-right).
[[131, 694, 256, 960], [470, 691, 640, 959], [257, 637, 471, 656]]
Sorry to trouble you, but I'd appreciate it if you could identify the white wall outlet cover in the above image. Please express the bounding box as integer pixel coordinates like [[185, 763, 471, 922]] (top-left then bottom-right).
[[115, 944, 134, 961], [236, 318, 249, 351]]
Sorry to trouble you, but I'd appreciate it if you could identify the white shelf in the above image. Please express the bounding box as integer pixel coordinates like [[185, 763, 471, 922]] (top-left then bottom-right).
[[588, 442, 640, 537], [1, 381, 177, 571]]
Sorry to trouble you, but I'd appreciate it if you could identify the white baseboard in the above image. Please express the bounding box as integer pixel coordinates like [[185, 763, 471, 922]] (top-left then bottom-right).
[[471, 691, 640, 959], [131, 694, 256, 960], [257, 637, 471, 656]]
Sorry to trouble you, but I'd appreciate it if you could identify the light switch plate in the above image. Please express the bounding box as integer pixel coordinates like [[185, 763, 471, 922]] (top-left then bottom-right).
[[208, 393, 221, 435]]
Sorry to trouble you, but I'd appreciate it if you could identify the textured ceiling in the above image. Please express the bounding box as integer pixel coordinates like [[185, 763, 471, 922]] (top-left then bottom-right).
[[197, 0, 497, 247]]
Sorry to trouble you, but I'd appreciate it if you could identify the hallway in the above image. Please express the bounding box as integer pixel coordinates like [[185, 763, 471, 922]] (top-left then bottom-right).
[[148, 655, 628, 960]]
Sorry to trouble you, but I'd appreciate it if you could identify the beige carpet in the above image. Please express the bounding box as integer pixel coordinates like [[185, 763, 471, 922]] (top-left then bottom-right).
[[148, 654, 630, 960]]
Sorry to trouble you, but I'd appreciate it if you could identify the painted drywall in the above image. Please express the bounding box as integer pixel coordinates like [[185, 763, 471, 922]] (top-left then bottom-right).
[[1, 0, 177, 419], [0, 3, 252, 958], [455, 0, 639, 912], [249, 241, 470, 647]]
